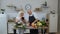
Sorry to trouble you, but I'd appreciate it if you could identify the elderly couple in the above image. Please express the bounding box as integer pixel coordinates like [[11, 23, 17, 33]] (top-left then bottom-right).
[[15, 10, 39, 34]]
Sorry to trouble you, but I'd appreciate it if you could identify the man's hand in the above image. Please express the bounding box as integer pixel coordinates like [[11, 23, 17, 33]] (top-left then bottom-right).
[[31, 23, 38, 28], [31, 23, 35, 27]]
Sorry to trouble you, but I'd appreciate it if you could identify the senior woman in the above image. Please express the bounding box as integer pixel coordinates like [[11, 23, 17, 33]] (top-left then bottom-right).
[[15, 10, 26, 34]]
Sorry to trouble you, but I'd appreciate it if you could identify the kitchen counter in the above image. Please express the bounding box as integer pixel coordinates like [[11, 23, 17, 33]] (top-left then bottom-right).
[[8, 22, 30, 33]]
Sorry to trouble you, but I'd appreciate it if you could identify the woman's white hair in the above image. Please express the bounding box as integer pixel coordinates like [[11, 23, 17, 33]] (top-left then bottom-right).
[[19, 11, 24, 14], [17, 11, 24, 17]]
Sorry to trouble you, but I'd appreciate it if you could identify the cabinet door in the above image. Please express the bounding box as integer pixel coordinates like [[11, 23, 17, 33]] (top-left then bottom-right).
[[8, 22, 15, 33], [49, 14, 57, 32]]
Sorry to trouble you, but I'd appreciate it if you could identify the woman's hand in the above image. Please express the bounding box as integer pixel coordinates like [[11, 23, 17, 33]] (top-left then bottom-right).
[[21, 17, 26, 23]]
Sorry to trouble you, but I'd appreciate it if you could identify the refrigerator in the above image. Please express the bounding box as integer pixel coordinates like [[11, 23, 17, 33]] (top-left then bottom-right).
[[0, 14, 8, 34]]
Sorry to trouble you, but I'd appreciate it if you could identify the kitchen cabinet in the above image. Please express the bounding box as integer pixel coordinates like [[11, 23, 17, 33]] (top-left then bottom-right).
[[49, 14, 57, 33], [0, 14, 8, 34], [8, 22, 15, 33]]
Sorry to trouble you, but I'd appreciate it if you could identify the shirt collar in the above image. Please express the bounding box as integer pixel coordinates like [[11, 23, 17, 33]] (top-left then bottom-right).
[[29, 14, 34, 16]]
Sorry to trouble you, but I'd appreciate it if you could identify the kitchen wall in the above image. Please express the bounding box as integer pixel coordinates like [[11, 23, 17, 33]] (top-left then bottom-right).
[[0, 0, 58, 19], [0, 0, 49, 19], [1, 0, 47, 18]]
